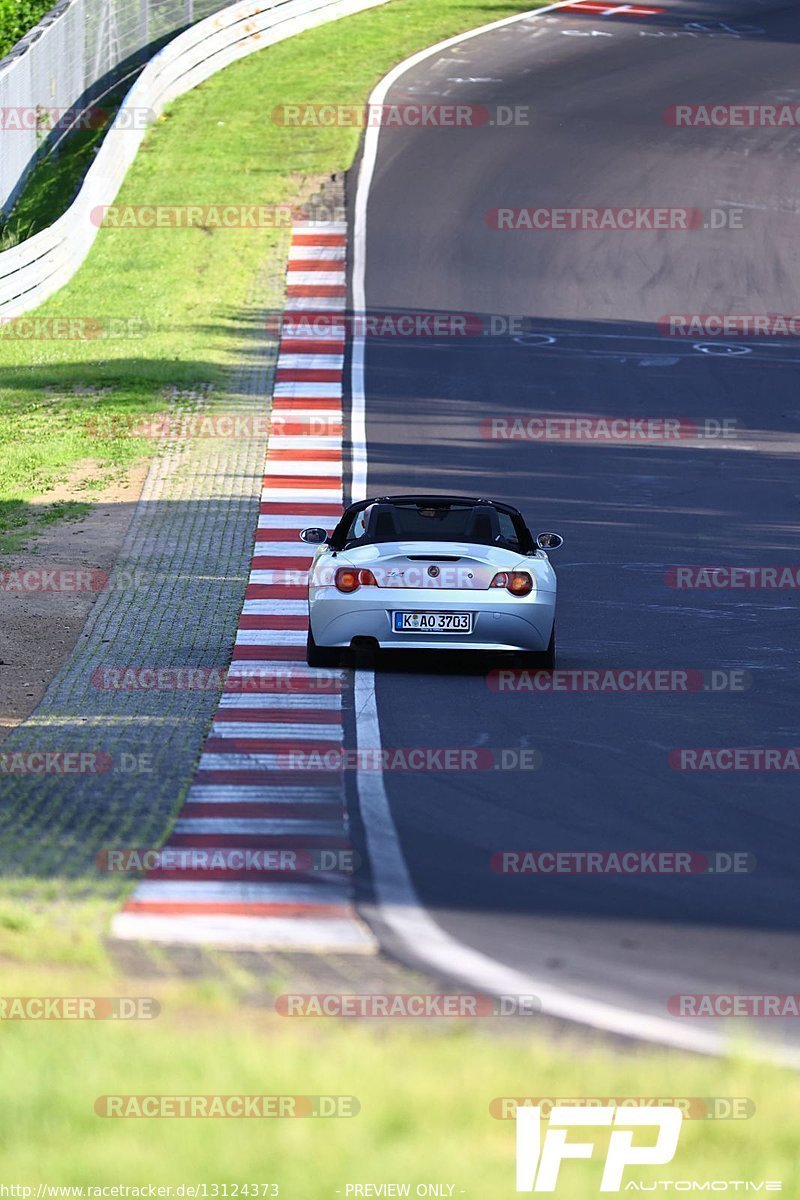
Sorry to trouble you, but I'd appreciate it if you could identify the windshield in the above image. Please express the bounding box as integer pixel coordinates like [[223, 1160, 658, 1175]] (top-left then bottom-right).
[[336, 501, 526, 551]]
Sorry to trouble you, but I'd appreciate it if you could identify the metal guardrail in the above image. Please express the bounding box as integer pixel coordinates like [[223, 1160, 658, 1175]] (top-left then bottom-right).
[[0, 0, 387, 319], [0, 0, 211, 218]]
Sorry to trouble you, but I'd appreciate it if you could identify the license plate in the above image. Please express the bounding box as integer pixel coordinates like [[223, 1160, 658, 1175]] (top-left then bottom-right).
[[393, 611, 472, 633]]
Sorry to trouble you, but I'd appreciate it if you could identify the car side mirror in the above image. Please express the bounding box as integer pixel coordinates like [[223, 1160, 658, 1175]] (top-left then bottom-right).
[[299, 527, 329, 545], [536, 532, 563, 550]]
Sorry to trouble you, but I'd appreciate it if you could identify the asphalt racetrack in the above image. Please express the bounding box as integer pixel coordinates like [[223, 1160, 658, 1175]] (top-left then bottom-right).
[[347, 0, 800, 1055]]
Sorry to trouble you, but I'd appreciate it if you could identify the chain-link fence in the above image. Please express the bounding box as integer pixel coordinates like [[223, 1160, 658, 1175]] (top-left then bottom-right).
[[0, 0, 234, 216], [0, 0, 386, 319]]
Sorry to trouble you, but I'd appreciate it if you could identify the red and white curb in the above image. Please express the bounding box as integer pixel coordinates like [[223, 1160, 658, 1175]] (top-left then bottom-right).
[[113, 222, 375, 952]]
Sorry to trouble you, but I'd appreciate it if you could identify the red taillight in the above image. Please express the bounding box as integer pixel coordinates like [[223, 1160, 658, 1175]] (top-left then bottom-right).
[[490, 571, 533, 596], [334, 567, 377, 592], [509, 571, 533, 596], [335, 568, 359, 593]]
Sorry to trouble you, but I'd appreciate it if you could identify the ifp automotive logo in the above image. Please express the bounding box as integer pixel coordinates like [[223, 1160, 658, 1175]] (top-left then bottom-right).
[[515, 1104, 683, 1192]]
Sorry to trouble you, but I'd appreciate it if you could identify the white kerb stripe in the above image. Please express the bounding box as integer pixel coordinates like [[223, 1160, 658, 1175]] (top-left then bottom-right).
[[241, 598, 308, 613], [281, 322, 346, 338], [277, 354, 345, 370], [172, 818, 344, 835], [268, 437, 342, 451], [285, 272, 345, 286], [256, 516, 339, 529], [288, 246, 345, 261], [234, 630, 306, 647], [198, 752, 339, 771], [285, 296, 346, 311], [259, 487, 342, 502], [266, 461, 341, 477], [268, 412, 343, 424], [248, 543, 319, 558], [247, 573, 308, 587], [112, 913, 374, 950], [132, 880, 350, 903], [293, 221, 347, 233], [210, 722, 342, 740], [224, 662, 340, 677], [273, 382, 343, 398], [216, 693, 341, 710], [183, 789, 341, 806]]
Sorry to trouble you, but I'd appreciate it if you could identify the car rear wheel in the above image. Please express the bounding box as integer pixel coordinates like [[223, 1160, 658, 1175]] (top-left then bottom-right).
[[306, 628, 341, 668]]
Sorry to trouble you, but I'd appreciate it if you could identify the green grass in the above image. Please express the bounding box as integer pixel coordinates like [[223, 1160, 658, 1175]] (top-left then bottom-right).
[[0, 387, 153, 551], [0, 0, 53, 58], [0, 960, 796, 1191], [0, 501, 91, 552], [0, 86, 131, 248], [0, 0, 546, 554], [0, 887, 127, 966]]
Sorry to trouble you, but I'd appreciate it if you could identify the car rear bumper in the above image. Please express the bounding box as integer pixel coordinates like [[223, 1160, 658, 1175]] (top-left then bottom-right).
[[309, 586, 556, 652]]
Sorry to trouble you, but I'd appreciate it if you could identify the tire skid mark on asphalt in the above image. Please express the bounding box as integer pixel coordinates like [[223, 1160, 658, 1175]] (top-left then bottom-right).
[[112, 221, 375, 951]]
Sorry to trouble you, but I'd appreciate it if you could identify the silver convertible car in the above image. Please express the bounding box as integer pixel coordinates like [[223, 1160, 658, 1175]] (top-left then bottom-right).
[[300, 495, 562, 668]]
